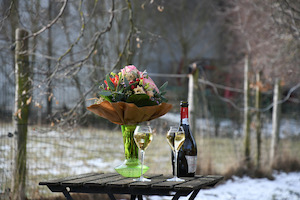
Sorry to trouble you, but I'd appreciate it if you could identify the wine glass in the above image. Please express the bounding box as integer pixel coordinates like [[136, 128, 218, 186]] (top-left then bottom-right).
[[166, 126, 185, 182], [133, 125, 153, 182]]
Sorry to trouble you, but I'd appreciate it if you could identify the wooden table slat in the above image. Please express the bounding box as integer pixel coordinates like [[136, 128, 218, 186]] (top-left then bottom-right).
[[107, 174, 164, 188], [106, 177, 138, 187], [150, 179, 186, 189], [84, 175, 126, 186], [149, 175, 201, 190], [206, 175, 224, 180], [173, 178, 214, 190], [143, 174, 164, 179], [129, 175, 166, 188], [39, 173, 100, 185], [61, 173, 120, 186], [174, 176, 224, 190], [106, 175, 163, 187]]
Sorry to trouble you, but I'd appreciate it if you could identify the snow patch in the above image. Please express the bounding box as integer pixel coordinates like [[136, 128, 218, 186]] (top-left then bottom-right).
[[149, 172, 300, 200]]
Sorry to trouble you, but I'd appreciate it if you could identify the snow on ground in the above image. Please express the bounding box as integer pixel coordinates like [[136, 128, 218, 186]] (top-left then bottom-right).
[[149, 172, 300, 200]]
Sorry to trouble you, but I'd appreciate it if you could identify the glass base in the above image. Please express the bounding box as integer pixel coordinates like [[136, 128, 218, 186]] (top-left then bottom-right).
[[133, 176, 151, 182], [114, 159, 149, 177], [167, 176, 185, 182]]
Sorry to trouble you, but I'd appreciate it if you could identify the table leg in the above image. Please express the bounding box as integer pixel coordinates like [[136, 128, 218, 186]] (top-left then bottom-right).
[[138, 195, 143, 200], [62, 189, 73, 200], [188, 189, 200, 200], [107, 192, 117, 200], [171, 190, 200, 200], [130, 195, 143, 200], [171, 192, 182, 200], [131, 195, 136, 200]]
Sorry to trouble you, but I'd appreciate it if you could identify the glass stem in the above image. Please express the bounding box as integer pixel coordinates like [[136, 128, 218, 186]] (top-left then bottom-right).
[[140, 150, 145, 179], [174, 150, 178, 178]]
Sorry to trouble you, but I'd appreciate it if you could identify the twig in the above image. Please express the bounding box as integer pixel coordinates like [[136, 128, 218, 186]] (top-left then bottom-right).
[[23, 0, 68, 40], [0, 1, 14, 31], [110, 0, 135, 72], [57, 0, 86, 63], [50, 0, 115, 79]]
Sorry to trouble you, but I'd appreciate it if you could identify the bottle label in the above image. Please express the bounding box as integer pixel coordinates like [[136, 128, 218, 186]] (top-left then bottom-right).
[[182, 118, 189, 125], [185, 155, 197, 173]]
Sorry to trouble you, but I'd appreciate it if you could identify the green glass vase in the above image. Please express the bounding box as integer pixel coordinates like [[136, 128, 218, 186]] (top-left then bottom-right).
[[114, 124, 149, 177]]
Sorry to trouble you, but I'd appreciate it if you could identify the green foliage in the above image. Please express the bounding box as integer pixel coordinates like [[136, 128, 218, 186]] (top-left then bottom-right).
[[126, 94, 157, 107]]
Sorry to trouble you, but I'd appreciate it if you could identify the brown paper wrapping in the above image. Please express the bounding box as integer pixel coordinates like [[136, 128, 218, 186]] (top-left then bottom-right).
[[87, 101, 173, 125]]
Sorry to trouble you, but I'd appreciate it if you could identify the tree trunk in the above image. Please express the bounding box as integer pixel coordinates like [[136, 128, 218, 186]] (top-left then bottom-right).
[[31, 1, 40, 125], [46, 0, 53, 121], [243, 54, 251, 167], [255, 71, 262, 169], [13, 28, 31, 200], [270, 78, 281, 167]]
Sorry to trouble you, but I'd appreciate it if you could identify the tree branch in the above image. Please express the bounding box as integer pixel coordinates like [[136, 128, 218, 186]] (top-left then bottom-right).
[[0, 1, 14, 31], [23, 0, 68, 40], [57, 0, 85, 63], [110, 0, 135, 72], [49, 0, 115, 79]]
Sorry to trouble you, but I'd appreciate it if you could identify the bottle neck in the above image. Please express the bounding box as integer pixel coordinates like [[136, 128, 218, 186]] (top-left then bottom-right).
[[180, 106, 189, 125]]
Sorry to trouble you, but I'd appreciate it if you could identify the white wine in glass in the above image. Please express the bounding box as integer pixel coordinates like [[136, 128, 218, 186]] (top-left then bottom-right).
[[134, 131, 153, 151], [133, 125, 153, 181], [166, 126, 185, 182], [166, 130, 185, 151]]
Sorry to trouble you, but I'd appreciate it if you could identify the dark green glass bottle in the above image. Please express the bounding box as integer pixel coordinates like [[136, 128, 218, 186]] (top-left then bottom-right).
[[173, 101, 197, 177]]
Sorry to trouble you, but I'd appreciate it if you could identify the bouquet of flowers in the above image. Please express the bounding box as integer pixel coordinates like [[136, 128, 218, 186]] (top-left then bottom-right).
[[87, 65, 172, 125], [97, 65, 167, 106], [87, 65, 172, 177]]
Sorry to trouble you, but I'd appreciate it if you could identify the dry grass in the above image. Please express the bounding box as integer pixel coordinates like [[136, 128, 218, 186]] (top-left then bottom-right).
[[272, 152, 300, 173], [222, 161, 274, 180], [197, 136, 300, 181]]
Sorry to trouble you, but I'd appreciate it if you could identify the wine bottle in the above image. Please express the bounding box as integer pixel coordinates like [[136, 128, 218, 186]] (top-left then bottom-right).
[[172, 101, 197, 177]]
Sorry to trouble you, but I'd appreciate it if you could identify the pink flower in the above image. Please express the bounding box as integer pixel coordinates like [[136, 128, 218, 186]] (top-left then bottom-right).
[[143, 76, 159, 93], [121, 65, 159, 93], [121, 65, 140, 81]]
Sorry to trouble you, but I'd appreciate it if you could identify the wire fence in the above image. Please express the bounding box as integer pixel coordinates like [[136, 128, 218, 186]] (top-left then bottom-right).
[[1, 72, 300, 199]]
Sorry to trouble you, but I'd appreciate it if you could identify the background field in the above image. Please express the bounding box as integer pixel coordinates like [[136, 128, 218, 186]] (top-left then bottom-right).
[[1, 115, 300, 199]]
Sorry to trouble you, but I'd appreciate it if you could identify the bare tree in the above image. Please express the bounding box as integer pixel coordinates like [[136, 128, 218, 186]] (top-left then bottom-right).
[[272, 0, 300, 41], [220, 0, 299, 84], [217, 0, 300, 170]]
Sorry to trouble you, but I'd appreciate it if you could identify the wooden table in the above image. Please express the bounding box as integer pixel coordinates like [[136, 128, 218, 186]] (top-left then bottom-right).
[[39, 172, 223, 200]]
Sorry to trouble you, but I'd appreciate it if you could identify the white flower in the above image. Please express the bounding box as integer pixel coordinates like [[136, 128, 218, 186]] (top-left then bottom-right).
[[96, 97, 105, 104], [133, 85, 146, 94]]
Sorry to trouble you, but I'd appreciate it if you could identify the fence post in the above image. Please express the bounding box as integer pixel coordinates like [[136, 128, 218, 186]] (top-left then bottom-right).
[[188, 63, 199, 137], [243, 54, 251, 167], [13, 28, 31, 200], [270, 78, 281, 167], [255, 71, 262, 169]]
